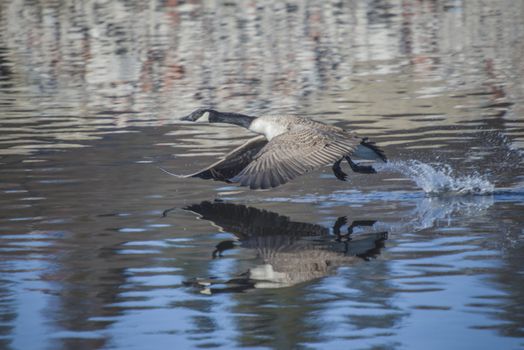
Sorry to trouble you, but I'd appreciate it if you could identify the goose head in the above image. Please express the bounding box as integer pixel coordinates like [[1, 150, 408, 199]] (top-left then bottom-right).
[[181, 108, 215, 123], [181, 109, 255, 128]]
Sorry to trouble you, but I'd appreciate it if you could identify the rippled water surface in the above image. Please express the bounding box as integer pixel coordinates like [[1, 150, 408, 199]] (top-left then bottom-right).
[[1, 1, 524, 349]]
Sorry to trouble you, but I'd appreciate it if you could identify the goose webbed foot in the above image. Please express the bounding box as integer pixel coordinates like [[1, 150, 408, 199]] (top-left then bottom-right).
[[332, 159, 348, 181], [345, 156, 376, 174]]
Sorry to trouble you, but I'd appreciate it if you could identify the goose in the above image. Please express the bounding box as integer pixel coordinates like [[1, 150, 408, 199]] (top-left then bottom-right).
[[176, 109, 387, 189]]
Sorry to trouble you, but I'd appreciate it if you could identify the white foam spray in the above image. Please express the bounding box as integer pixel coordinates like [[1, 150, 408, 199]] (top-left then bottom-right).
[[378, 160, 494, 195]]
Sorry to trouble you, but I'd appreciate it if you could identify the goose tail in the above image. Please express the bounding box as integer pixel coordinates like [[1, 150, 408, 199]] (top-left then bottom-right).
[[353, 138, 387, 162]]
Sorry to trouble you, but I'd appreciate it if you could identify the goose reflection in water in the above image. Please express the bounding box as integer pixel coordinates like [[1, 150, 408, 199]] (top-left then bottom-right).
[[181, 201, 387, 293]]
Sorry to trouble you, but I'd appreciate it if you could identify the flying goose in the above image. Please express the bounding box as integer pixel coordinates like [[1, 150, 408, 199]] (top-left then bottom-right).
[[177, 109, 387, 189]]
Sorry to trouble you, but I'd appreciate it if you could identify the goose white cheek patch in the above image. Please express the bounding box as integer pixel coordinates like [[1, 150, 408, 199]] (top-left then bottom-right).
[[196, 111, 210, 122]]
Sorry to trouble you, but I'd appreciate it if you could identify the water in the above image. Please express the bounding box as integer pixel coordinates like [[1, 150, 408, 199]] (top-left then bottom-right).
[[1, 1, 524, 349]]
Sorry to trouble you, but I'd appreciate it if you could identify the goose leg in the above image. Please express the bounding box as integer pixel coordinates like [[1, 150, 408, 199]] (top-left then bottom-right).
[[345, 156, 376, 174], [333, 216, 348, 240], [347, 220, 377, 234], [332, 158, 348, 181]]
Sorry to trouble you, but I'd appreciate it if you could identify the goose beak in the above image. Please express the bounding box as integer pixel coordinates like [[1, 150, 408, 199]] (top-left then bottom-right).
[[181, 113, 193, 121]]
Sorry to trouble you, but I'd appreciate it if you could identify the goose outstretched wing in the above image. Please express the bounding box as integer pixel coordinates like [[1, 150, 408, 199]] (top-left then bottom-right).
[[230, 128, 360, 189], [175, 135, 268, 182]]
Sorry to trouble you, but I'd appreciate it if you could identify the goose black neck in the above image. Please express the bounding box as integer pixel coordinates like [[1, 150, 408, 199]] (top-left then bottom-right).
[[207, 110, 255, 129]]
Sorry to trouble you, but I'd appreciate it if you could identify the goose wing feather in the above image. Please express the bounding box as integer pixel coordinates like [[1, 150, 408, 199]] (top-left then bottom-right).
[[231, 127, 360, 189], [181, 135, 268, 182]]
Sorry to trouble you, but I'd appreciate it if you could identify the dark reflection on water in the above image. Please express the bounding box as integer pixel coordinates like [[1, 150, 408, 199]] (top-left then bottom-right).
[[1, 0, 524, 349], [181, 201, 387, 292]]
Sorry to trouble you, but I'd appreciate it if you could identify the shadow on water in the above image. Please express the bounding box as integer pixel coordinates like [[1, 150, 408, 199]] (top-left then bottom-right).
[[178, 201, 387, 293]]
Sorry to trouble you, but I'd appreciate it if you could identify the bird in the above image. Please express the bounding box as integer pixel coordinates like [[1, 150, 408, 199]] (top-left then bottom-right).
[[174, 108, 387, 190]]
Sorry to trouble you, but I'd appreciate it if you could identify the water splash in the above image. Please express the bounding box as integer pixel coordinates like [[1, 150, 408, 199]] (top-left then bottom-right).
[[378, 160, 494, 195]]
